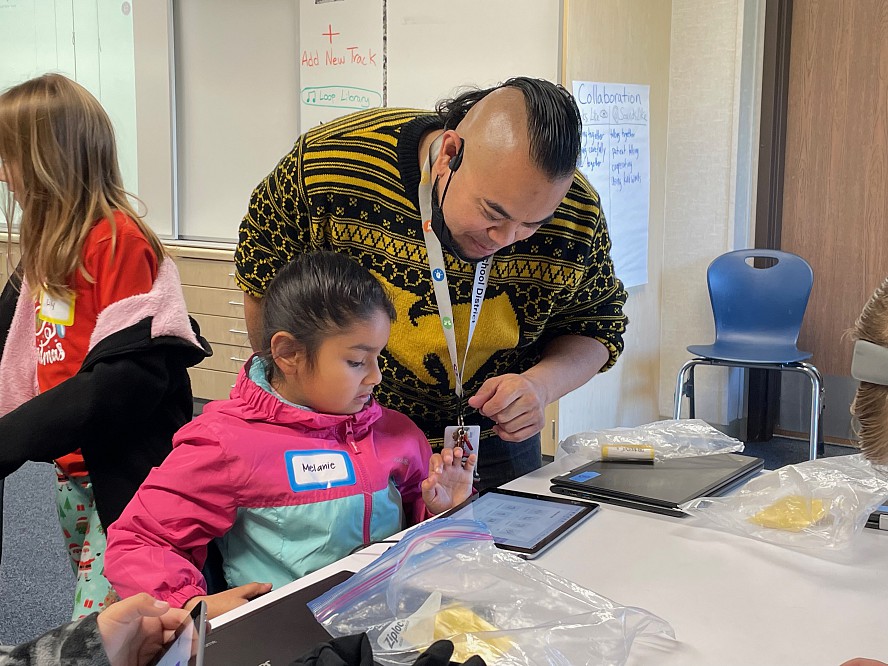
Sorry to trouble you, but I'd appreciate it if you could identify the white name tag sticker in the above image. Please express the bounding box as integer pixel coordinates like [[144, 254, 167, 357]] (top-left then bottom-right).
[[38, 290, 75, 326], [285, 450, 356, 492]]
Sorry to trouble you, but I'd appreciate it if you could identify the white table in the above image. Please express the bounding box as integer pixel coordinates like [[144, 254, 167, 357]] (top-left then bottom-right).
[[215, 456, 888, 665]]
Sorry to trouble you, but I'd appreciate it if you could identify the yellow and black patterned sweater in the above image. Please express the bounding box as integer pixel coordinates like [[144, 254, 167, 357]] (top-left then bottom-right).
[[235, 108, 628, 446]]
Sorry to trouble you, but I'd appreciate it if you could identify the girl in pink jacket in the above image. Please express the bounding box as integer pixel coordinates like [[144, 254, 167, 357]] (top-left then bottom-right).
[[105, 251, 476, 618]]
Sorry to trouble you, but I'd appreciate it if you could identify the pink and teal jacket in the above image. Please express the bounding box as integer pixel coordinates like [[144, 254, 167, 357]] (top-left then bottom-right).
[[105, 356, 432, 607]]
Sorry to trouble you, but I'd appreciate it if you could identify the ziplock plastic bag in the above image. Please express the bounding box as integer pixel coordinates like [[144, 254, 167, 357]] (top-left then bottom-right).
[[556, 419, 744, 462], [309, 519, 674, 666], [680, 454, 888, 549]]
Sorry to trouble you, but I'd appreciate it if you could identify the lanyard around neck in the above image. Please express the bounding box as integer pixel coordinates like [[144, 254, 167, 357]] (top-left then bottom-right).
[[417, 157, 491, 400]]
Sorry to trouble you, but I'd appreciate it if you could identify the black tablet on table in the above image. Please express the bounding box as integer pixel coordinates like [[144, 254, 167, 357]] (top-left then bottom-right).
[[204, 570, 353, 666], [549, 452, 764, 517], [866, 503, 888, 531], [437, 487, 599, 559]]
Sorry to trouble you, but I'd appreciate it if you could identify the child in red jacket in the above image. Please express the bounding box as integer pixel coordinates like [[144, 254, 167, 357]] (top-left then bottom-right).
[[0, 74, 208, 619]]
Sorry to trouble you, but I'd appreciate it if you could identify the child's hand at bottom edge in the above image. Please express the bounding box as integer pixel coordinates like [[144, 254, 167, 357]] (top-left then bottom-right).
[[421, 446, 477, 515], [97, 593, 192, 666], [185, 581, 272, 619]]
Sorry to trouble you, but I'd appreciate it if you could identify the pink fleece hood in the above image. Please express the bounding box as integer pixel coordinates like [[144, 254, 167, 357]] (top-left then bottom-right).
[[0, 258, 200, 418]]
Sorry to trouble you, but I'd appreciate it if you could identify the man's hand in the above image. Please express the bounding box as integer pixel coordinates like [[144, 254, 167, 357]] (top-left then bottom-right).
[[184, 582, 272, 619], [467, 373, 548, 442], [422, 446, 477, 514], [97, 593, 191, 666]]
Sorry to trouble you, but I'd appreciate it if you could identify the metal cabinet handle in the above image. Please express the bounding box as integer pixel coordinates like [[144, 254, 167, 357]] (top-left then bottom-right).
[[230, 356, 249, 363], [228, 328, 248, 335], [228, 300, 244, 307]]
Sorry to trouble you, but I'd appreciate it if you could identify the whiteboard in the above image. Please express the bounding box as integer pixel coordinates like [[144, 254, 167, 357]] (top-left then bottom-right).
[[73, 1, 138, 206], [0, 0, 173, 237], [174, 0, 300, 242], [297, 0, 562, 120], [0, 0, 137, 202], [386, 0, 561, 109], [298, 0, 384, 132], [0, 0, 76, 231], [0, 0, 75, 83]]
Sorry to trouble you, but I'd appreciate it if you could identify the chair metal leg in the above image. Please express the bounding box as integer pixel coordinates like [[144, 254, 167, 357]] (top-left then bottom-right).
[[674, 359, 702, 420], [676, 358, 825, 461], [796, 362, 825, 461], [674, 365, 686, 420]]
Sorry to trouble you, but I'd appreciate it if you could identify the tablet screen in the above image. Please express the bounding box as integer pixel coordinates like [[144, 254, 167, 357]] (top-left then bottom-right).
[[442, 489, 597, 555]]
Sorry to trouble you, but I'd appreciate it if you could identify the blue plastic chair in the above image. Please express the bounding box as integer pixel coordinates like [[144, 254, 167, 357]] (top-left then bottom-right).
[[673, 249, 824, 460]]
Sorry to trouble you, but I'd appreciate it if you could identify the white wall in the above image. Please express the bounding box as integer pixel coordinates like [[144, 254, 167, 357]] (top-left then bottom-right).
[[558, 0, 672, 439], [386, 0, 560, 109], [556, 0, 762, 442], [657, 0, 762, 425]]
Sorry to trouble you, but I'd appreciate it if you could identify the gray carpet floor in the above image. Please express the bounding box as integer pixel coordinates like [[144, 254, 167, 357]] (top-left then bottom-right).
[[0, 435, 862, 646], [0, 462, 73, 644], [742, 437, 857, 470]]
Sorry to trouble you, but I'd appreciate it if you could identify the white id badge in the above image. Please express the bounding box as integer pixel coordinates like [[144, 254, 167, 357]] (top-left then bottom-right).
[[442, 425, 481, 456]]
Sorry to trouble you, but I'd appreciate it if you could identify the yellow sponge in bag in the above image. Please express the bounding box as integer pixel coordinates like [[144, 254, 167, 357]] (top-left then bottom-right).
[[433, 606, 515, 663], [748, 495, 829, 531]]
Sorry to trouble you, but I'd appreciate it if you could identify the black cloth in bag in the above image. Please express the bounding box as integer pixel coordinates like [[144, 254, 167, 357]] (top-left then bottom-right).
[[289, 633, 486, 666]]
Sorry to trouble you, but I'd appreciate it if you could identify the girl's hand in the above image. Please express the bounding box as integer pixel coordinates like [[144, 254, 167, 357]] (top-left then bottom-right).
[[421, 447, 477, 514], [184, 582, 272, 619]]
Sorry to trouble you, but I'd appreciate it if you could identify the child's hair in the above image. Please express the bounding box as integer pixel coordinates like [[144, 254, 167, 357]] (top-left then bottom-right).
[[0, 73, 165, 299], [260, 251, 396, 382], [850, 276, 888, 464]]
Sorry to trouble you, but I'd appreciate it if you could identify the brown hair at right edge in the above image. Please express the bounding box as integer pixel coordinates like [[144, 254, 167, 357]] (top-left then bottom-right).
[[850, 275, 888, 465]]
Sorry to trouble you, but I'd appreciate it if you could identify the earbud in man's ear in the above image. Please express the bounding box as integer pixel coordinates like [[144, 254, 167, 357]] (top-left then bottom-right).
[[448, 138, 465, 172]]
